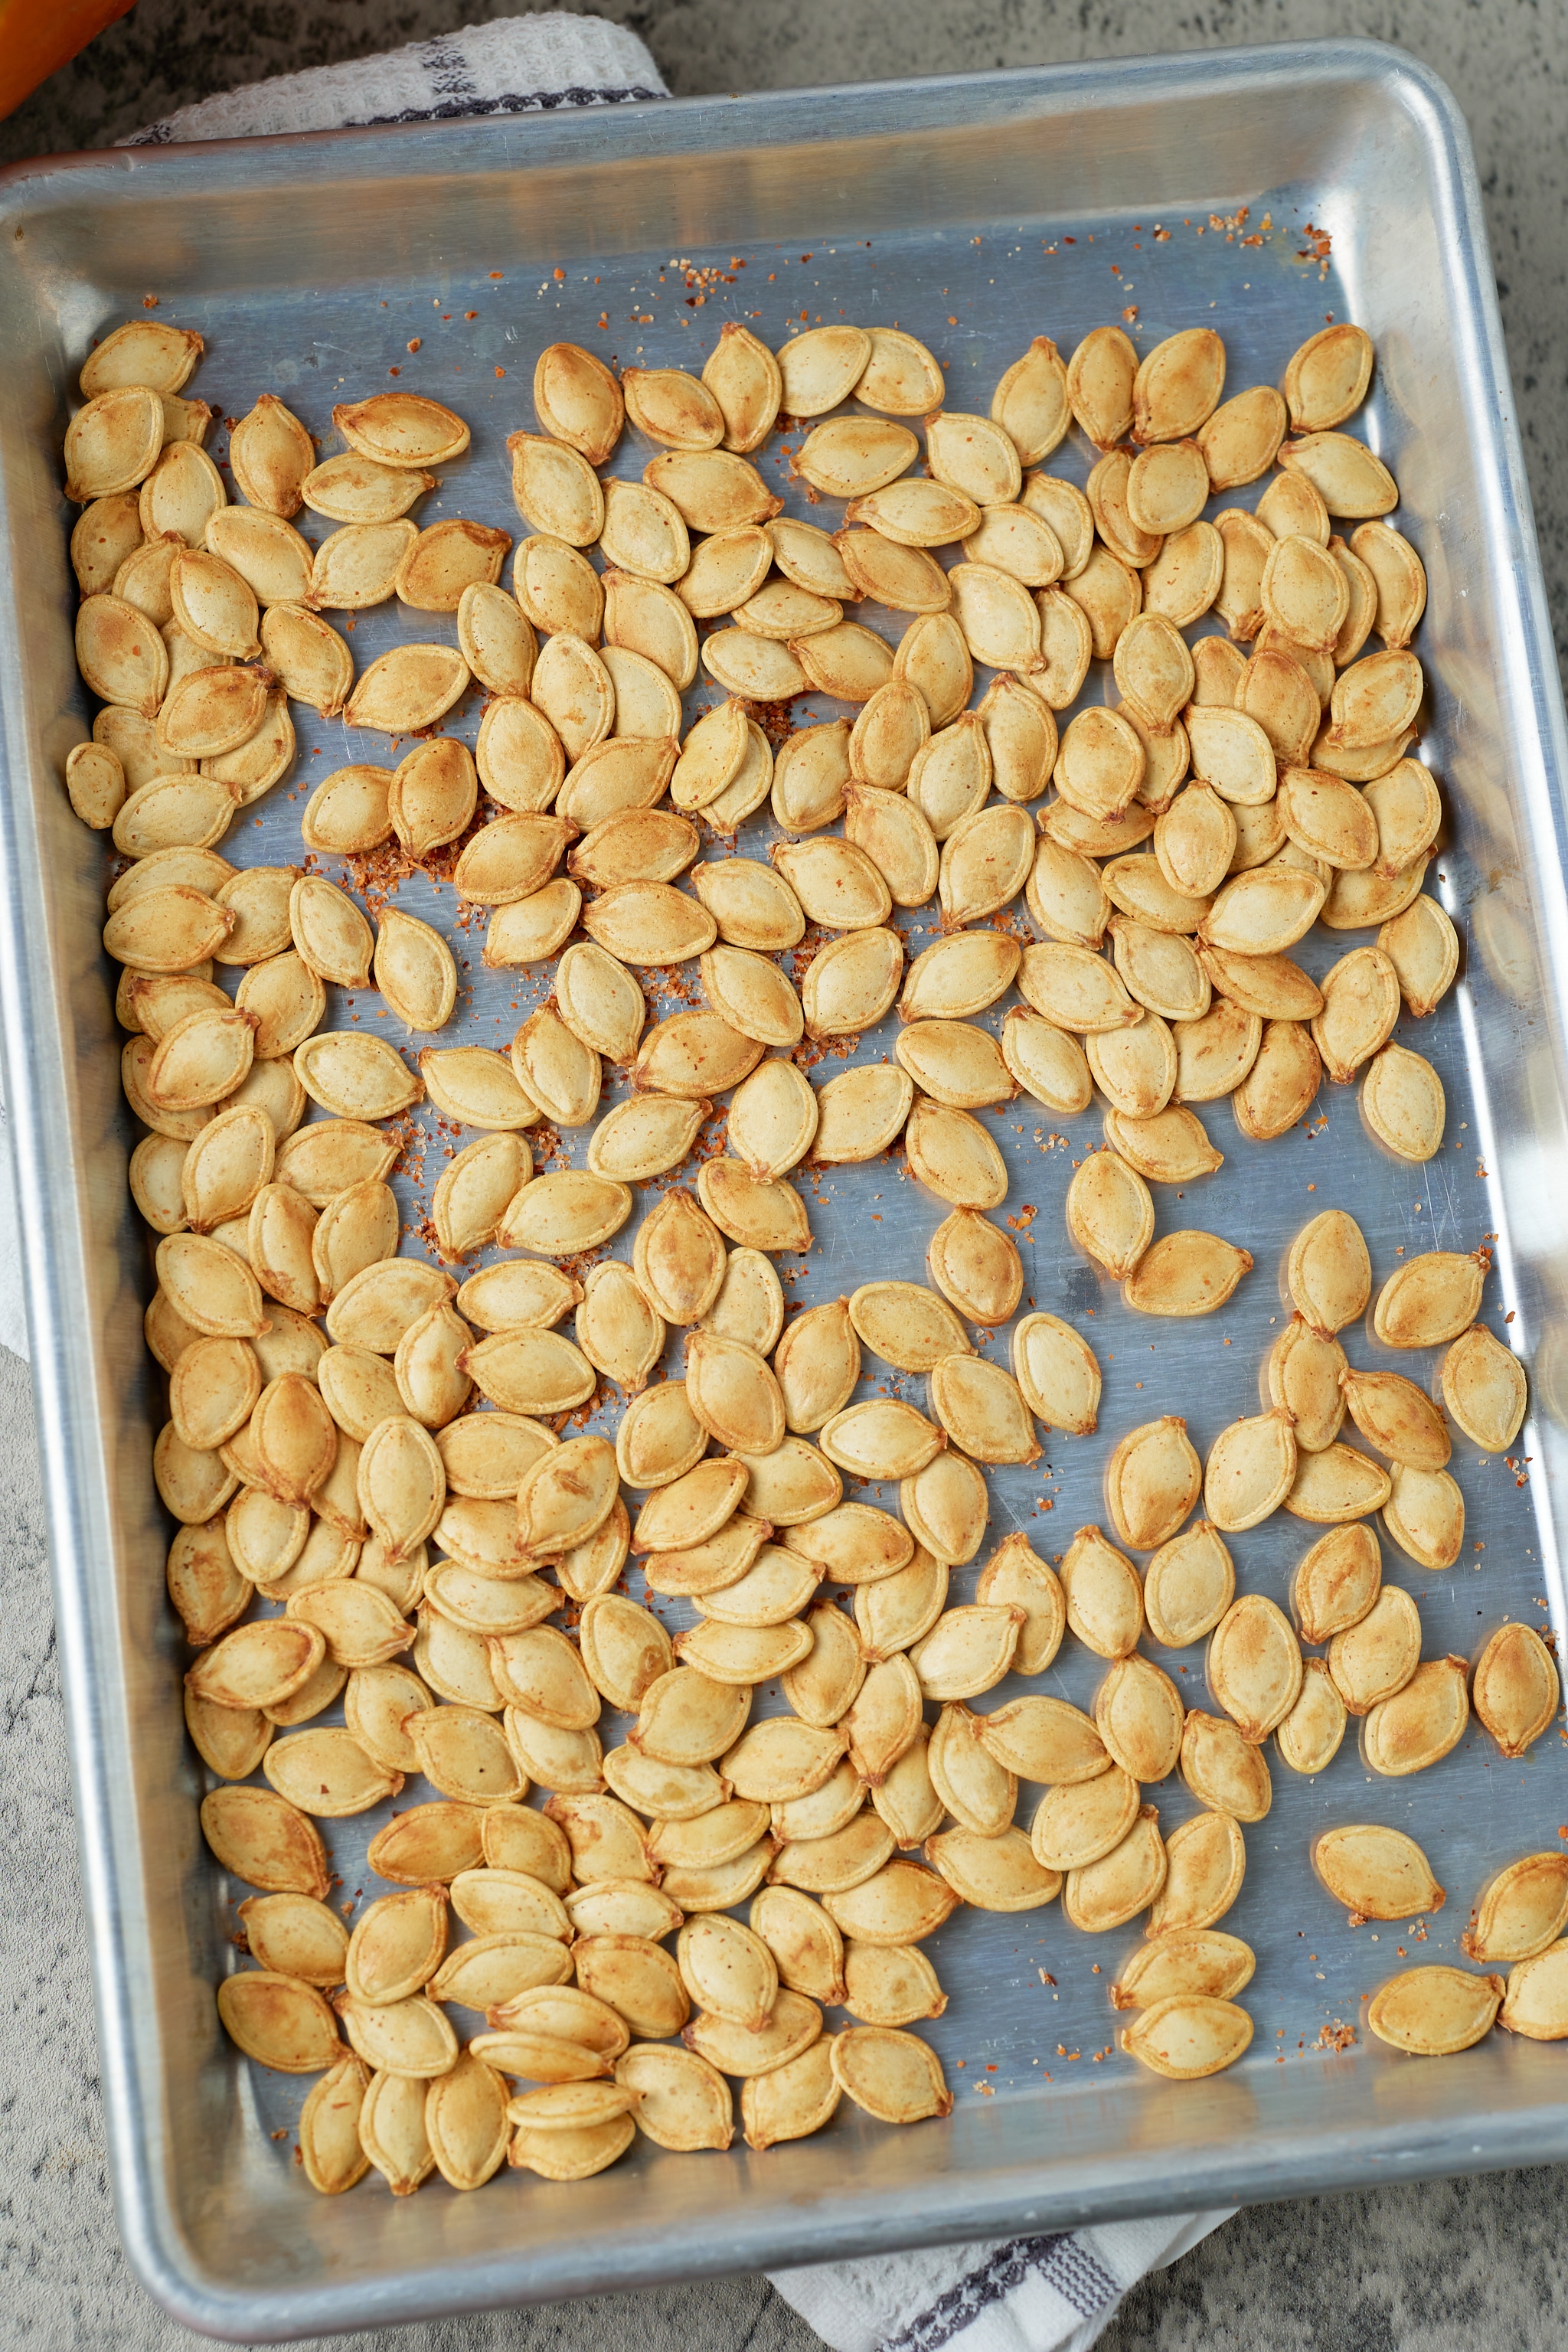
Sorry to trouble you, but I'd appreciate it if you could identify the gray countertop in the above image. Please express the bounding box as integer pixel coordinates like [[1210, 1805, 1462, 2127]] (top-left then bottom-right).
[[2, 4, 1566, 2346]]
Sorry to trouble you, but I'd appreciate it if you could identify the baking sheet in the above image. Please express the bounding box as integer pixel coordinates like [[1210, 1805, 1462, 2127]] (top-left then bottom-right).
[[2, 40, 1566, 2341]]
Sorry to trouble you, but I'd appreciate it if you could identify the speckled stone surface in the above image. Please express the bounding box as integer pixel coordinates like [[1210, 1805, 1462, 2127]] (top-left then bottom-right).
[[2, 7, 1566, 2350]]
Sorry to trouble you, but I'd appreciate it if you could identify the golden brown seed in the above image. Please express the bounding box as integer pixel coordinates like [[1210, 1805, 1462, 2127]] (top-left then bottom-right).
[[1472, 1622, 1559, 1759], [1328, 1586, 1422, 1715], [1065, 1152, 1153, 1281], [1382, 1462, 1465, 1570], [1058, 1525, 1144, 1660], [1120, 1992, 1253, 2079], [1105, 1416, 1203, 1550], [1207, 1592, 1302, 1742], [1204, 1410, 1298, 1534], [1292, 1521, 1382, 1644], [1368, 1965, 1502, 2056], [1464, 1857, 1568, 1966], [1064, 1808, 1168, 1933], [1363, 1656, 1471, 1776]]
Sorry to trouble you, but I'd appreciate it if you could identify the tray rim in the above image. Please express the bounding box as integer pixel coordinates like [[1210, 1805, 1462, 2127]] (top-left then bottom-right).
[[3, 34, 1567, 2342]]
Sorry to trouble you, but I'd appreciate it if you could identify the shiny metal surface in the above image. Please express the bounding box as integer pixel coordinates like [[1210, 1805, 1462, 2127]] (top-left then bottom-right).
[[0, 39, 1565, 2342]]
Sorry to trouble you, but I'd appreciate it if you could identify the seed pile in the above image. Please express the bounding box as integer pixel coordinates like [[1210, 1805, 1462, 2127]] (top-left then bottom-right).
[[62, 302, 1552, 2198]]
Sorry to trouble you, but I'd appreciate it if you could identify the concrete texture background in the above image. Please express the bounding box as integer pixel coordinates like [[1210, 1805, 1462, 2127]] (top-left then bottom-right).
[[1, 5, 1566, 2348]]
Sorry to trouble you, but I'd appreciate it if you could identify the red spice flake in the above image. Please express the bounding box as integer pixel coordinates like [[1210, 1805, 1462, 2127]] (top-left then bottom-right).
[[387, 366, 401, 377], [142, 293, 159, 308], [1315, 2020, 1356, 2052], [1298, 222, 1334, 277], [407, 338, 422, 354]]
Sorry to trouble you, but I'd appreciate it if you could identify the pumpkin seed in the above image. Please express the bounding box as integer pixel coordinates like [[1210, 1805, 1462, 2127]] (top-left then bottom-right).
[[1436, 1322, 1526, 1454], [1277, 321, 1374, 432], [1345, 521, 1426, 652], [185, 1680, 275, 1776], [1064, 1807, 1169, 1932], [75, 590, 172, 715], [894, 1018, 1011, 1112], [201, 1781, 331, 1898], [1271, 1653, 1347, 1775], [1309, 1822, 1443, 1925], [1285, 1442, 1393, 1524], [1110, 915, 1209, 1022], [1279, 429, 1398, 521], [260, 1719, 402, 1814], [832, 531, 949, 622], [922, 1825, 1058, 1916], [659, 1841, 779, 1914], [902, 1097, 1007, 1212], [1123, 1229, 1253, 1319], [234, 1889, 350, 1991], [644, 449, 781, 537], [1059, 325, 1134, 449], [671, 1916, 778, 2033], [294, 757, 395, 857], [923, 1212, 1019, 1333], [1373, 1255, 1486, 1356], [1155, 786, 1238, 901], [1367, 1963, 1503, 2056], [980, 1694, 1108, 1801], [994, 1009, 1087, 1116], [1204, 1409, 1298, 1534], [139, 440, 227, 545], [629, 1661, 751, 1768], [733, 2034, 843, 2152], [1496, 1942, 1568, 2042], [222, 1478, 308, 1580], [1135, 1518, 1233, 1650], [291, 1031, 419, 1122], [1291, 1519, 1381, 1645], [1094, 1651, 1184, 1782], [1147, 1808, 1246, 1935], [1465, 1856, 1568, 1966], [769, 1602, 862, 1732], [1361, 1653, 1469, 1775], [1086, 1012, 1180, 1120], [1174, 1699, 1271, 1816], [612, 1387, 711, 1502], [1207, 1592, 1302, 1743], [1119, 1989, 1254, 2080], [1030, 1756, 1142, 1873], [1103, 1107, 1223, 1191], [927, 1702, 1017, 1837], [842, 479, 983, 558], [1472, 1621, 1559, 1758], [868, 1731, 946, 1849], [217, 1968, 344, 2077], [1061, 1151, 1152, 1282], [681, 1984, 824, 2084], [166, 1515, 251, 1645], [1326, 1582, 1422, 1713], [1361, 1040, 1446, 1161], [888, 1439, 987, 1571], [66, 382, 168, 503], [1135, 521, 1223, 639], [154, 1228, 266, 1338]]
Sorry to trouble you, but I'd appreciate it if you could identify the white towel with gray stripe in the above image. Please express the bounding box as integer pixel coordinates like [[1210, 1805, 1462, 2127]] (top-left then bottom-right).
[[12, 15, 1236, 2350], [119, 11, 664, 144], [769, 2210, 1234, 2352]]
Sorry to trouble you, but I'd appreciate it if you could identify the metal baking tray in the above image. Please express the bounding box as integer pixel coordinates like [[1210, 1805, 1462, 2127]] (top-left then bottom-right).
[[2, 36, 1566, 2341]]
